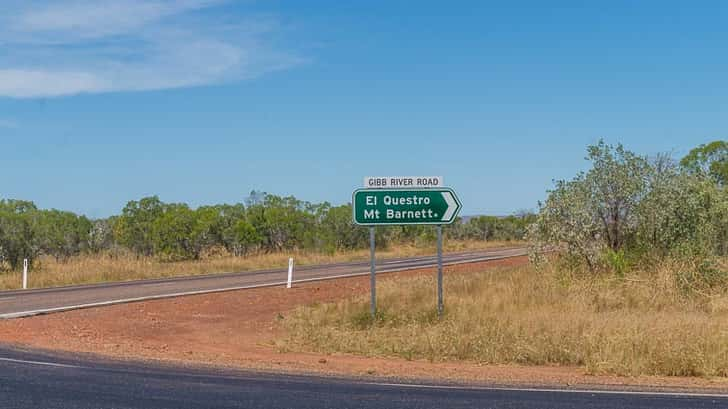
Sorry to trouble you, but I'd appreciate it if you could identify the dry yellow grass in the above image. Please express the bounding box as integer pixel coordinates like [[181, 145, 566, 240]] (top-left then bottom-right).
[[283, 258, 728, 377], [0, 240, 518, 290]]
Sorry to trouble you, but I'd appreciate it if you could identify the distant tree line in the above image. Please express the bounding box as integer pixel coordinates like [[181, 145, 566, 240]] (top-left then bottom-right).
[[449, 213, 536, 242], [4, 140, 723, 273], [0, 191, 530, 270]]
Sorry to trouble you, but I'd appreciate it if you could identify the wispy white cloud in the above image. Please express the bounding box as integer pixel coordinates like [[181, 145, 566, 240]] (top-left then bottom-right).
[[0, 69, 107, 98], [0, 1, 303, 98], [11, 0, 217, 37]]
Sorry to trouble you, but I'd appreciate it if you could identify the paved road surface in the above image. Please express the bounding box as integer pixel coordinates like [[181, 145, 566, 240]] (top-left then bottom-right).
[[0, 247, 526, 319], [1, 346, 726, 409]]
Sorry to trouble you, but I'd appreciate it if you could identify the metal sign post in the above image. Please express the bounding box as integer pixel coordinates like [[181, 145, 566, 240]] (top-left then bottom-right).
[[369, 227, 376, 318], [437, 225, 443, 318], [353, 177, 461, 320]]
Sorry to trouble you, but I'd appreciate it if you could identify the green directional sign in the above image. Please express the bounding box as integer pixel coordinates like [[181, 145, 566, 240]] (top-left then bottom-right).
[[353, 188, 462, 225]]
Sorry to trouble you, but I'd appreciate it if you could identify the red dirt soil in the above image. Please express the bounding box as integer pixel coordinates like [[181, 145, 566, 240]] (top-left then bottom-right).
[[1, 256, 727, 392]]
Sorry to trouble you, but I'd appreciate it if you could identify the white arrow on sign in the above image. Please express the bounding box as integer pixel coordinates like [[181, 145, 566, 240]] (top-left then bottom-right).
[[441, 191, 458, 222]]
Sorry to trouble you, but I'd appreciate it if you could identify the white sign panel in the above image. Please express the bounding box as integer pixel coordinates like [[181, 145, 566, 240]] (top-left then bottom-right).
[[364, 176, 444, 189]]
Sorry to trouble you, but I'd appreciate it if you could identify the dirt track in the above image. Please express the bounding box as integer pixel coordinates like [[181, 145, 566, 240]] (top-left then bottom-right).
[[2, 256, 728, 392]]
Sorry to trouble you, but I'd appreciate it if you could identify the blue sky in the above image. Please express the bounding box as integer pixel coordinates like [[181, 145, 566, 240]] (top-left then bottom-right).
[[1, 1, 726, 218]]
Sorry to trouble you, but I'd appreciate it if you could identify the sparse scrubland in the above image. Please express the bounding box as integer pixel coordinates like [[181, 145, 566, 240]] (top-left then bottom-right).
[[0, 239, 515, 290], [0, 188, 531, 289], [284, 140, 728, 378], [1, 139, 726, 379], [283, 258, 728, 377]]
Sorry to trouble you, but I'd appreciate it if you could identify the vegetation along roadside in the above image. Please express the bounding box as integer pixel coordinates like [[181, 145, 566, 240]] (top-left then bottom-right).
[[282, 140, 728, 378], [0, 192, 530, 289]]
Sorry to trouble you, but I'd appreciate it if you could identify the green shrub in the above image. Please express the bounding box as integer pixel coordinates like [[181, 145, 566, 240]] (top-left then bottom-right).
[[529, 140, 727, 283]]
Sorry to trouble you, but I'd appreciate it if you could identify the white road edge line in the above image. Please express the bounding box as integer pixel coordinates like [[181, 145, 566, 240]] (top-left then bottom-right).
[[0, 355, 723, 398], [0, 357, 81, 369], [0, 253, 525, 319], [367, 382, 728, 399]]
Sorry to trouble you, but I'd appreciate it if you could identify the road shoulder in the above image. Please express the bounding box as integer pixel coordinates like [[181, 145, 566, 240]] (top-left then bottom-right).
[[2, 256, 728, 394]]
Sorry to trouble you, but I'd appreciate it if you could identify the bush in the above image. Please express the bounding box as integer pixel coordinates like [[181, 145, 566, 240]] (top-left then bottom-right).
[[529, 140, 727, 281]]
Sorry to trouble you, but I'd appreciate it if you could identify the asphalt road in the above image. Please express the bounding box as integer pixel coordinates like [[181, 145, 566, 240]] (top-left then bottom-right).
[[0, 247, 526, 319], [1, 346, 726, 409]]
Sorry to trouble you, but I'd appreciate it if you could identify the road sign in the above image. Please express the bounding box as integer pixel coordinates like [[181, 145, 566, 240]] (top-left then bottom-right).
[[364, 176, 443, 189], [352, 188, 462, 225]]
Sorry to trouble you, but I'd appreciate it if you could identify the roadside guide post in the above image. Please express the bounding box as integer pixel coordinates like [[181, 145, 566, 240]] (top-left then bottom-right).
[[23, 258, 28, 290], [287, 257, 294, 289], [354, 177, 462, 319]]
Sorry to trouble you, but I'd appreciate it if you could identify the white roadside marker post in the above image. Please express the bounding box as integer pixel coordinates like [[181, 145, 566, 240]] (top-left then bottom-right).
[[287, 257, 294, 288], [22, 259, 28, 290]]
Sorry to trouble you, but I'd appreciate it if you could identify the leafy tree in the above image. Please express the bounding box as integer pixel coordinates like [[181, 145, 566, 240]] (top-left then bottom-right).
[[190, 206, 225, 257], [0, 200, 40, 270], [680, 140, 728, 186], [318, 204, 368, 252], [585, 141, 650, 250], [36, 210, 92, 261], [530, 141, 728, 273], [213, 203, 247, 255], [464, 215, 531, 241], [0, 200, 37, 213], [150, 203, 197, 260], [88, 218, 115, 253], [528, 174, 606, 270], [528, 141, 651, 270], [114, 196, 165, 256], [247, 194, 315, 252], [229, 220, 261, 256]]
